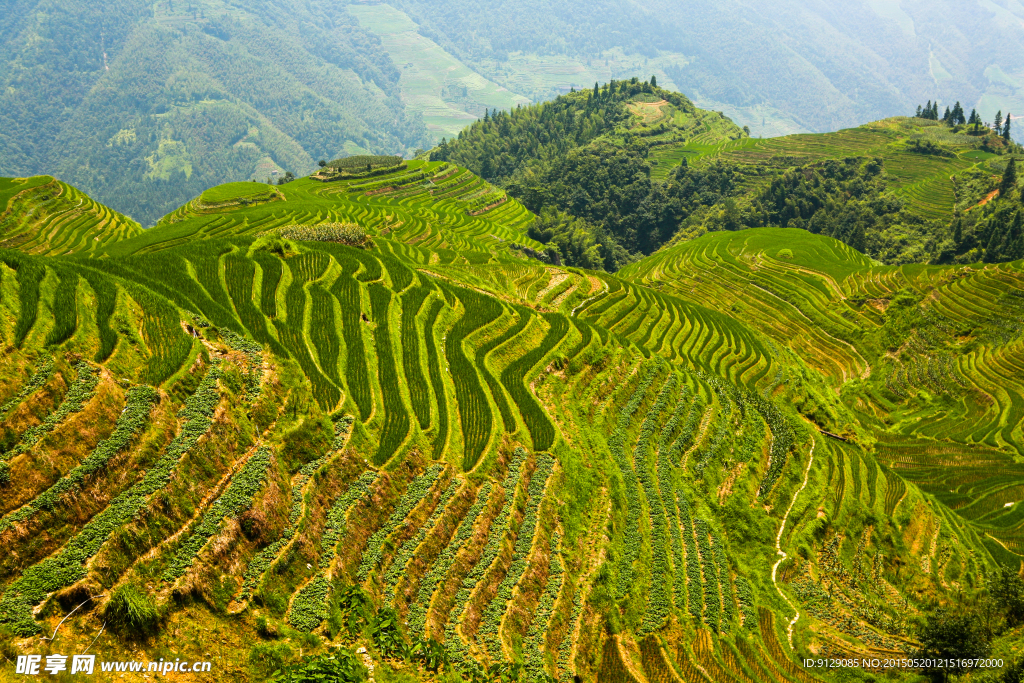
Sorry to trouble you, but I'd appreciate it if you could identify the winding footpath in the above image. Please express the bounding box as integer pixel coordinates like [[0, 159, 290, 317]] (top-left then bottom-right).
[[771, 436, 816, 649]]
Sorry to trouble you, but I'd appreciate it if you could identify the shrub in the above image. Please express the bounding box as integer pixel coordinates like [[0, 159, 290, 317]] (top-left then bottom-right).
[[271, 223, 372, 248], [104, 584, 161, 638], [268, 647, 365, 683]]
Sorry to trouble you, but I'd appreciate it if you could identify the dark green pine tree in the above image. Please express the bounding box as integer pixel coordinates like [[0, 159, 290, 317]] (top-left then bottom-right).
[[932, 102, 940, 119], [651, 74, 658, 88], [995, 111, 1003, 136], [1004, 114, 1012, 141], [1000, 158, 1017, 197], [925, 100, 932, 118], [916, 105, 923, 117], [984, 224, 1004, 263], [943, 106, 951, 123], [1007, 212, 1024, 261], [594, 82, 600, 98]]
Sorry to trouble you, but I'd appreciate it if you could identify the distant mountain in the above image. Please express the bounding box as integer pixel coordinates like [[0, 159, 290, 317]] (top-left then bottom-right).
[[0, 0, 427, 225], [392, 0, 1024, 136], [438, 82, 1024, 270]]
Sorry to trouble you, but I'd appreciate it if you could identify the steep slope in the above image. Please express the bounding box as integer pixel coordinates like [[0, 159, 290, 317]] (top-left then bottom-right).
[[0, 163, 1020, 682]]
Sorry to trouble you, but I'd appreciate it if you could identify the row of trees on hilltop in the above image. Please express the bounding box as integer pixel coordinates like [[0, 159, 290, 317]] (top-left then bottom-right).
[[916, 100, 1013, 139]]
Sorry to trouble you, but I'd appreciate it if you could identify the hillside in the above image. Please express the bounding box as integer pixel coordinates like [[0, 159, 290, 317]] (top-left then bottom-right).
[[440, 83, 1024, 268], [0, 0, 427, 227], [0, 158, 1022, 682]]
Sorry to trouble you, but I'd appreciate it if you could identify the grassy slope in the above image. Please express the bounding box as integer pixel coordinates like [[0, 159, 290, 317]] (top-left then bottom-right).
[[0, 160, 1019, 682]]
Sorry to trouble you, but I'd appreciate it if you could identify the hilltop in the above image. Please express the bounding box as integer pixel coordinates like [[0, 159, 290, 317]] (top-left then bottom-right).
[[438, 82, 1024, 269], [0, 144, 1021, 682]]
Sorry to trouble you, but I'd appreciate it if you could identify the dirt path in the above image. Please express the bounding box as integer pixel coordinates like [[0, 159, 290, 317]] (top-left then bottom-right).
[[771, 436, 816, 649]]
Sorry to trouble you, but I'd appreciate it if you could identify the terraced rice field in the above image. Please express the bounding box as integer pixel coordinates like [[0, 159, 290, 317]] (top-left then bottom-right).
[[0, 157, 1020, 682]]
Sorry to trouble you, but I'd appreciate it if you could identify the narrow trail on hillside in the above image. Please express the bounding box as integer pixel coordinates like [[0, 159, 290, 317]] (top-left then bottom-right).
[[771, 436, 815, 649]]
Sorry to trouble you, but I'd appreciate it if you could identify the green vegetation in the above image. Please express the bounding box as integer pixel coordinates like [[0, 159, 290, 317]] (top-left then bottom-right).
[[0, 91, 1022, 683]]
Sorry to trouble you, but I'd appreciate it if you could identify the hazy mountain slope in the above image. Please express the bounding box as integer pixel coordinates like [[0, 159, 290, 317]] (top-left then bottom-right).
[[391, 0, 1024, 135], [0, 0, 426, 226]]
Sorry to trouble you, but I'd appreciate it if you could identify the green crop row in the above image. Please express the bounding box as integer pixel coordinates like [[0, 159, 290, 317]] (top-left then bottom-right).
[[676, 492, 703, 621], [0, 367, 222, 635], [734, 577, 757, 629], [609, 362, 660, 600], [476, 306, 528, 434], [239, 457, 325, 600], [423, 299, 449, 459], [441, 284, 500, 470], [695, 518, 720, 630], [0, 385, 157, 531], [658, 391, 689, 620], [78, 270, 118, 362], [309, 284, 342, 386], [478, 452, 554, 661], [638, 377, 677, 635], [752, 390, 795, 497], [712, 533, 734, 633], [162, 446, 273, 581], [10, 258, 44, 347], [330, 255, 372, 420], [223, 254, 287, 358], [288, 573, 332, 632], [357, 464, 445, 581], [45, 270, 78, 347], [0, 357, 54, 421], [401, 287, 432, 429], [445, 447, 529, 665], [319, 471, 379, 566], [381, 476, 462, 599], [407, 481, 494, 637], [217, 327, 265, 401], [523, 532, 563, 680], [2, 362, 98, 464], [500, 313, 569, 451], [368, 283, 410, 465]]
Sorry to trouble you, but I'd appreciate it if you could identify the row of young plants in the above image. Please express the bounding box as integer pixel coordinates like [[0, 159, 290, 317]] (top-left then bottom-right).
[[380, 476, 463, 599], [239, 456, 326, 600], [695, 518, 721, 630], [711, 533, 734, 632], [441, 284, 502, 470], [0, 356, 54, 422], [162, 445, 274, 581], [751, 390, 796, 498], [609, 362, 660, 600], [445, 448, 530, 665], [498, 313, 569, 451], [401, 286, 432, 429], [368, 283, 411, 465], [308, 284, 343, 389], [1, 361, 97, 464], [330, 255, 372, 420], [288, 574, 333, 632], [676, 491, 704, 621], [0, 385, 157, 531], [320, 471, 379, 567], [423, 299, 450, 459], [406, 482, 494, 637], [45, 270, 78, 347], [357, 464, 446, 581], [734, 576, 757, 629], [657, 390, 690, 614], [637, 378, 677, 635], [478, 452, 555, 661], [0, 366, 222, 635], [523, 532, 563, 680]]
